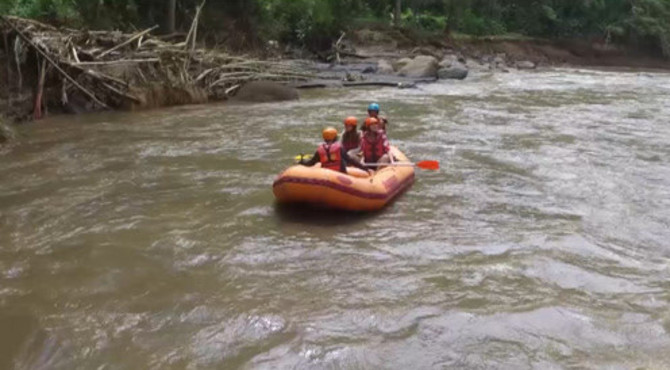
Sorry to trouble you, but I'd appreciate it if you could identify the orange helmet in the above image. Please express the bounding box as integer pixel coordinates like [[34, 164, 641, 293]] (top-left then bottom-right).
[[344, 116, 358, 127], [322, 127, 338, 141], [364, 117, 379, 127]]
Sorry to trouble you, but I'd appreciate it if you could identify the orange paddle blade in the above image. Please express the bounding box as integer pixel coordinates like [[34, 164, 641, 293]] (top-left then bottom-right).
[[416, 160, 439, 170]]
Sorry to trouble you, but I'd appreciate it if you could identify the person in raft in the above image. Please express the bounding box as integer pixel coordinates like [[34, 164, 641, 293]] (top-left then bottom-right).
[[360, 117, 393, 168], [365, 102, 389, 132], [299, 127, 373, 175], [341, 116, 362, 158]]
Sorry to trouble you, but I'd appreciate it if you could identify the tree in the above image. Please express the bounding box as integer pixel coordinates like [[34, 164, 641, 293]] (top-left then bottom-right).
[[167, 0, 177, 33], [394, 0, 401, 27]]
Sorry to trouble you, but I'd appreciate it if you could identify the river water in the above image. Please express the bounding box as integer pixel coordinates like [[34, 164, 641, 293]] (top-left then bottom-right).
[[1, 68, 670, 369]]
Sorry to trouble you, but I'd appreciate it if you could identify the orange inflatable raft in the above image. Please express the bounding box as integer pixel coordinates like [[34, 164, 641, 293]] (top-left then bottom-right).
[[273, 147, 414, 211]]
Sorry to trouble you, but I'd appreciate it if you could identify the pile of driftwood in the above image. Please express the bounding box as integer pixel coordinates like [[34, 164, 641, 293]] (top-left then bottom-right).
[[0, 14, 314, 119]]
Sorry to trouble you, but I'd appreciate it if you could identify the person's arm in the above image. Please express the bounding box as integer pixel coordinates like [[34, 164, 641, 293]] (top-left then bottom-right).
[[342, 147, 371, 173], [299, 151, 320, 166], [382, 134, 394, 163], [382, 134, 390, 153]]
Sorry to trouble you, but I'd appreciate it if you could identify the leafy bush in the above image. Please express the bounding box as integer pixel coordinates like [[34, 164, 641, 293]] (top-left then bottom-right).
[[401, 8, 446, 31], [7, 0, 80, 24], [459, 9, 506, 36], [263, 0, 347, 50]]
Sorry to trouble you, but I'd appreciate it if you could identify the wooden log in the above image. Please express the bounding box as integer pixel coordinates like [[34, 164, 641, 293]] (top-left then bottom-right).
[[97, 25, 158, 58], [342, 81, 416, 88], [294, 82, 330, 89], [72, 58, 160, 66], [339, 50, 368, 59]]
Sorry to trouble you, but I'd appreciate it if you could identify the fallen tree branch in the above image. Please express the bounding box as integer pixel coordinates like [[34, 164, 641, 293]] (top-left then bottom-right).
[[1, 15, 109, 109], [334, 31, 345, 64], [224, 84, 240, 96], [339, 50, 368, 59], [97, 25, 158, 58], [72, 58, 160, 66]]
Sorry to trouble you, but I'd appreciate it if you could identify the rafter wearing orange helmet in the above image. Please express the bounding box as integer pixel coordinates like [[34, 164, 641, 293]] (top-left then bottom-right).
[[360, 117, 392, 168], [341, 116, 362, 157], [298, 126, 372, 175]]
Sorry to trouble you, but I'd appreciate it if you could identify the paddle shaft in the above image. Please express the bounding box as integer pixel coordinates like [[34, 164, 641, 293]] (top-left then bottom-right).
[[364, 160, 439, 170], [295, 155, 439, 170], [364, 162, 411, 167]]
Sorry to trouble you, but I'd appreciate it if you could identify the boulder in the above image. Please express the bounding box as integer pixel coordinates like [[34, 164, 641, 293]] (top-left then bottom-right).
[[439, 54, 459, 69], [377, 59, 394, 74], [397, 55, 439, 78], [465, 58, 488, 71], [516, 60, 537, 70], [233, 81, 299, 103], [392, 57, 413, 72], [480, 54, 494, 64], [410, 46, 444, 60], [438, 61, 469, 80]]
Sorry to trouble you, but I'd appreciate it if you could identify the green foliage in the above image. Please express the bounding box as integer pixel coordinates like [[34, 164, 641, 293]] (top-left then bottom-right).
[[401, 8, 446, 31], [459, 8, 506, 36], [6, 0, 79, 24], [3, 0, 670, 57], [262, 0, 358, 50]]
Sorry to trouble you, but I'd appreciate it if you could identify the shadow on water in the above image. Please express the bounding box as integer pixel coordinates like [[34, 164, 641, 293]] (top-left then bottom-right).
[[273, 202, 383, 226]]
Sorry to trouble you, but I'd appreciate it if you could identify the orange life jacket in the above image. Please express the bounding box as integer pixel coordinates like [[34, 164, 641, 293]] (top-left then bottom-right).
[[317, 142, 342, 171]]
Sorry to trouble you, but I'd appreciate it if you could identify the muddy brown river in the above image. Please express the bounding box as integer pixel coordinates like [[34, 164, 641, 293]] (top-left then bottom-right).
[[1, 68, 670, 369]]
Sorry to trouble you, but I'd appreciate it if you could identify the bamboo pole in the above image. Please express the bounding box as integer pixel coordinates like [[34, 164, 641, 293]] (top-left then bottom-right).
[[97, 25, 158, 58]]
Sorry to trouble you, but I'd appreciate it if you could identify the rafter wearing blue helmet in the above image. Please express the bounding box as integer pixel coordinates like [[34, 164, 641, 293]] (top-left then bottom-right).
[[366, 102, 389, 133]]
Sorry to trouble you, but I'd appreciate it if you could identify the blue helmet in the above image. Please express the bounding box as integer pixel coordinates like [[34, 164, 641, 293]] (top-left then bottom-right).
[[368, 103, 380, 112]]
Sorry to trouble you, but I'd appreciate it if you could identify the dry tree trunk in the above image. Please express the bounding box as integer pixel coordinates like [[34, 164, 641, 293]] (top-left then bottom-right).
[[34, 58, 46, 120], [167, 0, 177, 34], [394, 0, 402, 27]]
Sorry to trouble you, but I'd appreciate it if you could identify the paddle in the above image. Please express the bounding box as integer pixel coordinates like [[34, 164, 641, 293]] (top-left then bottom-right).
[[295, 154, 439, 170], [364, 160, 440, 170]]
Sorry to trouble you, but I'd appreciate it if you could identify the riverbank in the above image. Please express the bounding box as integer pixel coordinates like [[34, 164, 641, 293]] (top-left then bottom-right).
[[1, 17, 668, 129], [340, 27, 670, 73], [0, 16, 313, 124]]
